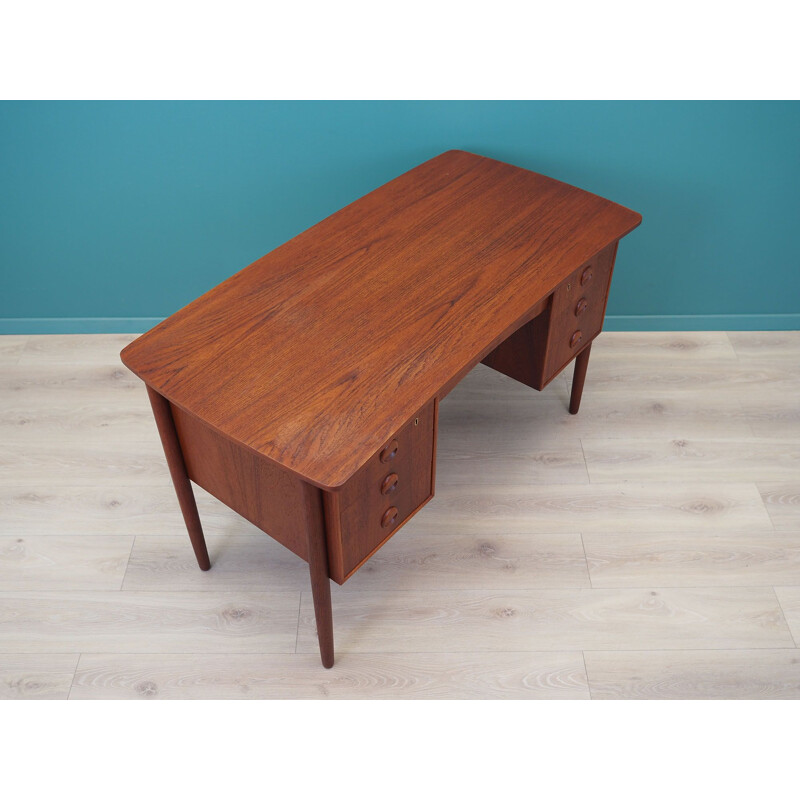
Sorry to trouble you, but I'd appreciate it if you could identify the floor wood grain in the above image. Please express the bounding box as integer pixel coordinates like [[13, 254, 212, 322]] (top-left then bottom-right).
[[70, 651, 590, 699], [16, 334, 138, 366], [758, 483, 800, 531], [584, 531, 800, 587], [123, 535, 307, 592], [423, 483, 773, 534], [0, 654, 79, 700], [2, 330, 799, 699], [0, 336, 28, 367], [584, 649, 800, 699], [0, 483, 262, 536], [296, 588, 795, 654], [0, 535, 134, 590], [582, 437, 800, 483], [0, 591, 301, 653], [774, 587, 800, 647]]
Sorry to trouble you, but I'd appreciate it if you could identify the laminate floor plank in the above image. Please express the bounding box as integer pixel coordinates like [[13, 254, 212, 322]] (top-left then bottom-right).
[[2, 330, 799, 699], [435, 433, 589, 486], [726, 331, 800, 361], [0, 484, 265, 537], [737, 398, 800, 438], [70, 651, 589, 699], [0, 399, 158, 444], [424, 483, 773, 534], [584, 649, 800, 699], [562, 360, 799, 398], [296, 587, 794, 654], [582, 438, 800, 483], [17, 333, 139, 366], [341, 531, 590, 591], [0, 361, 143, 400], [0, 441, 169, 487], [774, 587, 800, 647], [584, 531, 800, 588], [589, 331, 740, 361], [442, 370, 751, 439], [123, 534, 308, 592], [0, 535, 133, 590], [0, 336, 28, 367], [757, 483, 800, 531], [0, 654, 79, 700], [0, 591, 301, 653]]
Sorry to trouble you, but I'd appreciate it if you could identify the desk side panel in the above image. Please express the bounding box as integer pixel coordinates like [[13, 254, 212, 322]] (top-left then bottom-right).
[[170, 405, 312, 561]]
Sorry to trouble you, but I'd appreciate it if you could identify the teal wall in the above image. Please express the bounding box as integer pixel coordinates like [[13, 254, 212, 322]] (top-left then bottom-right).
[[1, 101, 798, 332]]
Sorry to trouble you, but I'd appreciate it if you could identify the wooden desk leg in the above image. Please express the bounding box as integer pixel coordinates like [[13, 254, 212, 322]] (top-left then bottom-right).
[[569, 342, 592, 415], [146, 386, 211, 571], [303, 485, 334, 668]]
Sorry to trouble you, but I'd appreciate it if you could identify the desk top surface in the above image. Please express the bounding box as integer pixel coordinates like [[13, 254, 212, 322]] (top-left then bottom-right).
[[121, 150, 641, 489]]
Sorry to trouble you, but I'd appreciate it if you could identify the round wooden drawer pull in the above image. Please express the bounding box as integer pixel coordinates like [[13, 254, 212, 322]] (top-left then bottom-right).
[[569, 330, 583, 348], [380, 439, 399, 463], [381, 473, 399, 495], [580, 266, 593, 286], [381, 507, 399, 528], [575, 297, 588, 317]]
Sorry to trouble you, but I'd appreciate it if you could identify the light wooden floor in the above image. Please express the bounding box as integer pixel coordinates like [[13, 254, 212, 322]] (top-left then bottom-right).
[[1, 331, 799, 699]]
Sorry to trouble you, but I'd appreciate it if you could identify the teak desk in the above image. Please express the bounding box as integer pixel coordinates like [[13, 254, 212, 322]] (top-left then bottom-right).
[[121, 150, 641, 667]]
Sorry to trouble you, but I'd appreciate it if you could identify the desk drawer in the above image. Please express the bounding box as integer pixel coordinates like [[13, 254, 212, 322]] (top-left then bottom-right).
[[324, 399, 437, 583], [541, 243, 616, 381]]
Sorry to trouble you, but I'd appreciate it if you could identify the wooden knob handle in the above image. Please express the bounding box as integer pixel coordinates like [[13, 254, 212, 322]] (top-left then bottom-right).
[[580, 266, 593, 286], [381, 507, 399, 528], [380, 439, 399, 463], [381, 473, 399, 495], [569, 330, 583, 348], [575, 298, 588, 317]]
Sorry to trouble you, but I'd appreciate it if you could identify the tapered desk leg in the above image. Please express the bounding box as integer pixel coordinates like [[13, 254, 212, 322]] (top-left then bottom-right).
[[303, 485, 334, 668], [146, 386, 211, 571], [569, 342, 592, 415]]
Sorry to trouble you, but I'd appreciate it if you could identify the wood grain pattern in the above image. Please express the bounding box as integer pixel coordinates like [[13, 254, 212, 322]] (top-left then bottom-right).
[[423, 482, 773, 534], [296, 588, 794, 654], [339, 531, 591, 591], [70, 651, 590, 699], [121, 150, 640, 489], [584, 331, 739, 362], [334, 399, 435, 580], [122, 534, 308, 591], [440, 363, 752, 439], [582, 437, 800, 483], [0, 654, 79, 700], [727, 330, 800, 361], [584, 531, 800, 587], [0, 535, 133, 590], [0, 483, 264, 536], [584, 649, 800, 700], [434, 431, 589, 486], [757, 483, 800, 531], [17, 334, 138, 366], [171, 402, 313, 562], [0, 441, 169, 487], [0, 592, 301, 653], [0, 335, 28, 366], [774, 587, 800, 647]]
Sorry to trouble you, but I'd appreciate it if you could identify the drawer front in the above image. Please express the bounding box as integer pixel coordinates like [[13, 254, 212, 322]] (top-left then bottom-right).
[[543, 243, 616, 380], [329, 399, 436, 581]]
